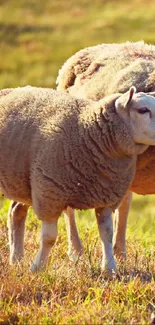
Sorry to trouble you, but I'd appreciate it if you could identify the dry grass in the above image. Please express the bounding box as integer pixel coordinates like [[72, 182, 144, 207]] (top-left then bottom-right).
[[0, 199, 155, 324]]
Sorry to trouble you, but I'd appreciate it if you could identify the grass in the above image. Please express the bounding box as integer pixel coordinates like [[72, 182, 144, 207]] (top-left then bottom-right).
[[0, 197, 154, 324], [0, 0, 155, 324], [1, 0, 155, 89]]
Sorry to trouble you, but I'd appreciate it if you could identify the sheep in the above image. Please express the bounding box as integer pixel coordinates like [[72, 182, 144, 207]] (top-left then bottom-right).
[[1, 85, 155, 272], [56, 41, 155, 261]]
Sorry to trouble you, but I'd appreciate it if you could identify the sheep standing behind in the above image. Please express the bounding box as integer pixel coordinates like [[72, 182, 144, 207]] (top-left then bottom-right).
[[1, 86, 155, 271], [56, 41, 155, 261]]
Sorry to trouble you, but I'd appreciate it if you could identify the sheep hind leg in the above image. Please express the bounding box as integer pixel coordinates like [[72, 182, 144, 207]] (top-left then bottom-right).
[[64, 207, 83, 261], [30, 219, 58, 272], [95, 207, 116, 272], [113, 191, 132, 259], [8, 201, 28, 264]]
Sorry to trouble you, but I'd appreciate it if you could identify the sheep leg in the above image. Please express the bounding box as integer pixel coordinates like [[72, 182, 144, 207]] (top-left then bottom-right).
[[64, 207, 83, 261], [8, 201, 28, 264], [95, 207, 116, 271], [113, 191, 132, 259], [30, 219, 58, 272]]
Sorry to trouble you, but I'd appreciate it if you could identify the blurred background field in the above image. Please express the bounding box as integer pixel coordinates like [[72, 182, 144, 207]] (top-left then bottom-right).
[[0, 0, 154, 241], [0, 0, 155, 91], [0, 1, 155, 324]]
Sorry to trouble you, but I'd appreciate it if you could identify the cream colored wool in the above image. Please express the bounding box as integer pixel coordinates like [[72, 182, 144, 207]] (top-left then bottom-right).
[[56, 41, 155, 261], [0, 87, 141, 220], [7, 42, 155, 266], [2, 85, 155, 271], [57, 41, 155, 100]]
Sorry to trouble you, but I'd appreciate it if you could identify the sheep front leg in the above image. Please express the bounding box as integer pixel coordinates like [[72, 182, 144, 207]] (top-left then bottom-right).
[[8, 201, 28, 264], [113, 191, 132, 259], [30, 219, 58, 272], [95, 207, 116, 272], [64, 207, 83, 261]]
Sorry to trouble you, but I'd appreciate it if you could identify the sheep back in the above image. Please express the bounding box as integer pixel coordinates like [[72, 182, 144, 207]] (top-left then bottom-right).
[[57, 41, 155, 100]]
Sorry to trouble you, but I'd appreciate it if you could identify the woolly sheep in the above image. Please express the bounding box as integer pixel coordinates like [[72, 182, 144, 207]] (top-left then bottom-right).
[[56, 41, 155, 261], [1, 85, 155, 272]]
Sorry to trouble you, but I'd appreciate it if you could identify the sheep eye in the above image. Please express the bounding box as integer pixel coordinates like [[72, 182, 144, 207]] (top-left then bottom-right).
[[137, 107, 150, 114]]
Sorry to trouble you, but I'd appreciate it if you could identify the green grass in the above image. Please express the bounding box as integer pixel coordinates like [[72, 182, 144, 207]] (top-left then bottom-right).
[[1, 0, 155, 89], [0, 195, 154, 324], [0, 0, 155, 324]]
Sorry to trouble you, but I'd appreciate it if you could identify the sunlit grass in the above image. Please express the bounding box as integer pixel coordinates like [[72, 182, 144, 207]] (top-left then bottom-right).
[[0, 194, 154, 324], [1, 0, 155, 89]]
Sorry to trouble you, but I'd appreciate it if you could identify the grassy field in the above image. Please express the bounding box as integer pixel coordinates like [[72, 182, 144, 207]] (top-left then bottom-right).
[[0, 0, 155, 324]]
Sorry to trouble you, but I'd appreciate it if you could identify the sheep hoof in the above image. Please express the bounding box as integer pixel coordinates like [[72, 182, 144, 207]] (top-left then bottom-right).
[[101, 258, 116, 273], [10, 253, 24, 265], [30, 263, 40, 273], [113, 245, 126, 259], [102, 268, 117, 280]]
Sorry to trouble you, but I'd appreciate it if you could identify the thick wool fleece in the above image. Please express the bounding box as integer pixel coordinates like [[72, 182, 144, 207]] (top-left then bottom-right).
[[57, 41, 155, 99], [0, 87, 139, 221], [57, 41, 155, 194]]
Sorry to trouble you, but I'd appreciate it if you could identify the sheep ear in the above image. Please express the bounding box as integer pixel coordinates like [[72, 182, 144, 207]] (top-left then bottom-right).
[[115, 86, 136, 112]]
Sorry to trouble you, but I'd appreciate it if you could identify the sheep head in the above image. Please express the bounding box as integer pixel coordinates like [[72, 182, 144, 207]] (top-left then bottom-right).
[[115, 87, 155, 146]]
